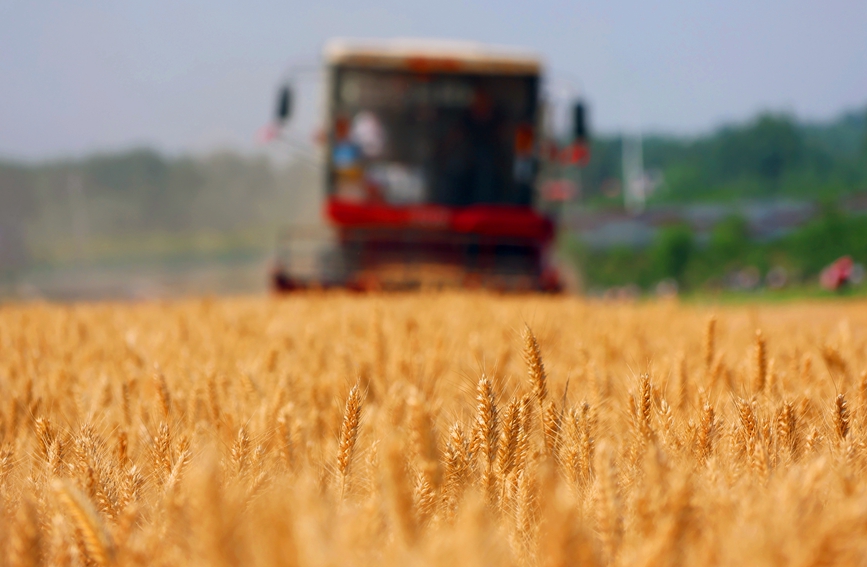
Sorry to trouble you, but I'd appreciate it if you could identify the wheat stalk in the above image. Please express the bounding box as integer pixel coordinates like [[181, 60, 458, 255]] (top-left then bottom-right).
[[474, 374, 499, 505], [776, 401, 798, 462], [497, 397, 520, 480], [754, 330, 767, 393], [337, 383, 362, 497], [523, 326, 548, 404], [151, 422, 172, 483], [703, 316, 716, 376], [5, 292, 867, 566], [153, 370, 172, 420], [835, 393, 850, 441], [53, 479, 116, 566], [696, 402, 715, 465], [441, 422, 470, 521], [232, 426, 251, 475]]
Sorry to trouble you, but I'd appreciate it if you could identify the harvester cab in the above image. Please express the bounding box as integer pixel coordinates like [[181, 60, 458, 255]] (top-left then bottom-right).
[[269, 38, 589, 292]]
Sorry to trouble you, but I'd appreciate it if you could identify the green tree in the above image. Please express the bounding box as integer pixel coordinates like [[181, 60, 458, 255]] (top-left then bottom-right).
[[0, 163, 36, 272], [710, 214, 750, 264], [651, 224, 694, 283], [786, 201, 848, 275]]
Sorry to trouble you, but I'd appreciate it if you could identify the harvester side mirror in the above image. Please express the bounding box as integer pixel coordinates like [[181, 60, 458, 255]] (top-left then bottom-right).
[[276, 85, 293, 124], [573, 101, 588, 142]]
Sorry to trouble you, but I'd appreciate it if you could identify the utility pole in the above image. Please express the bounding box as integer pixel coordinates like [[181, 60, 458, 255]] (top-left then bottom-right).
[[622, 132, 645, 215]]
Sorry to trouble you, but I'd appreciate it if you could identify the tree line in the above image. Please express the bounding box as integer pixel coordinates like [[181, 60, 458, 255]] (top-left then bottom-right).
[[0, 150, 318, 271], [583, 106, 867, 203]]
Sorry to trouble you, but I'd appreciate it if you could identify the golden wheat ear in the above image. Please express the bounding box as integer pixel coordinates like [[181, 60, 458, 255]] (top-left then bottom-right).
[[522, 325, 548, 404], [474, 375, 499, 468], [753, 330, 767, 394], [497, 397, 520, 480], [835, 393, 850, 441], [337, 382, 363, 497], [696, 402, 715, 465], [52, 478, 116, 566]]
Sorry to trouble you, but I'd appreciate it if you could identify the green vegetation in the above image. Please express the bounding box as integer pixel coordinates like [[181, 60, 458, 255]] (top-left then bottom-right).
[[651, 224, 694, 283], [583, 107, 867, 204], [3, 105, 867, 298], [0, 149, 319, 270], [568, 104, 867, 293], [569, 207, 867, 293]]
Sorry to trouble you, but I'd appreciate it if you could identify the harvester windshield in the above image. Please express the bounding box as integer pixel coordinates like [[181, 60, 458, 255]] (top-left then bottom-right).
[[327, 44, 540, 208]]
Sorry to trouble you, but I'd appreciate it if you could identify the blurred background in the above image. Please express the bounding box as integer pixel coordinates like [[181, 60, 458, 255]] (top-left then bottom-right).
[[1, 0, 866, 300]]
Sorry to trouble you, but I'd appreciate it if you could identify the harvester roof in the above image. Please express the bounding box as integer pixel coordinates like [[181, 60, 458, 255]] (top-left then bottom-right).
[[323, 38, 542, 76]]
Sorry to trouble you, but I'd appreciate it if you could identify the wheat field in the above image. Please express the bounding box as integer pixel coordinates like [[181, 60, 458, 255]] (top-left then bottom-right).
[[2, 293, 867, 566]]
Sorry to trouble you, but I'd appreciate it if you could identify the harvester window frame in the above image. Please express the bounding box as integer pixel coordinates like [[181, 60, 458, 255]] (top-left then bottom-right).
[[325, 64, 540, 208]]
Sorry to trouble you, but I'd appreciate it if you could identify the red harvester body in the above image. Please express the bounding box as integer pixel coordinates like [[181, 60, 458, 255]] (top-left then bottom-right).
[[270, 38, 588, 292]]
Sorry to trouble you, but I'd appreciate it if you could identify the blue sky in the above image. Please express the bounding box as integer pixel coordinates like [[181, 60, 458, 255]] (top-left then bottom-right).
[[1, 0, 865, 159]]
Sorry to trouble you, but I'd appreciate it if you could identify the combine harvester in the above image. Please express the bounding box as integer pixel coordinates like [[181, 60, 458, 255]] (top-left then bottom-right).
[[269, 38, 589, 292]]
